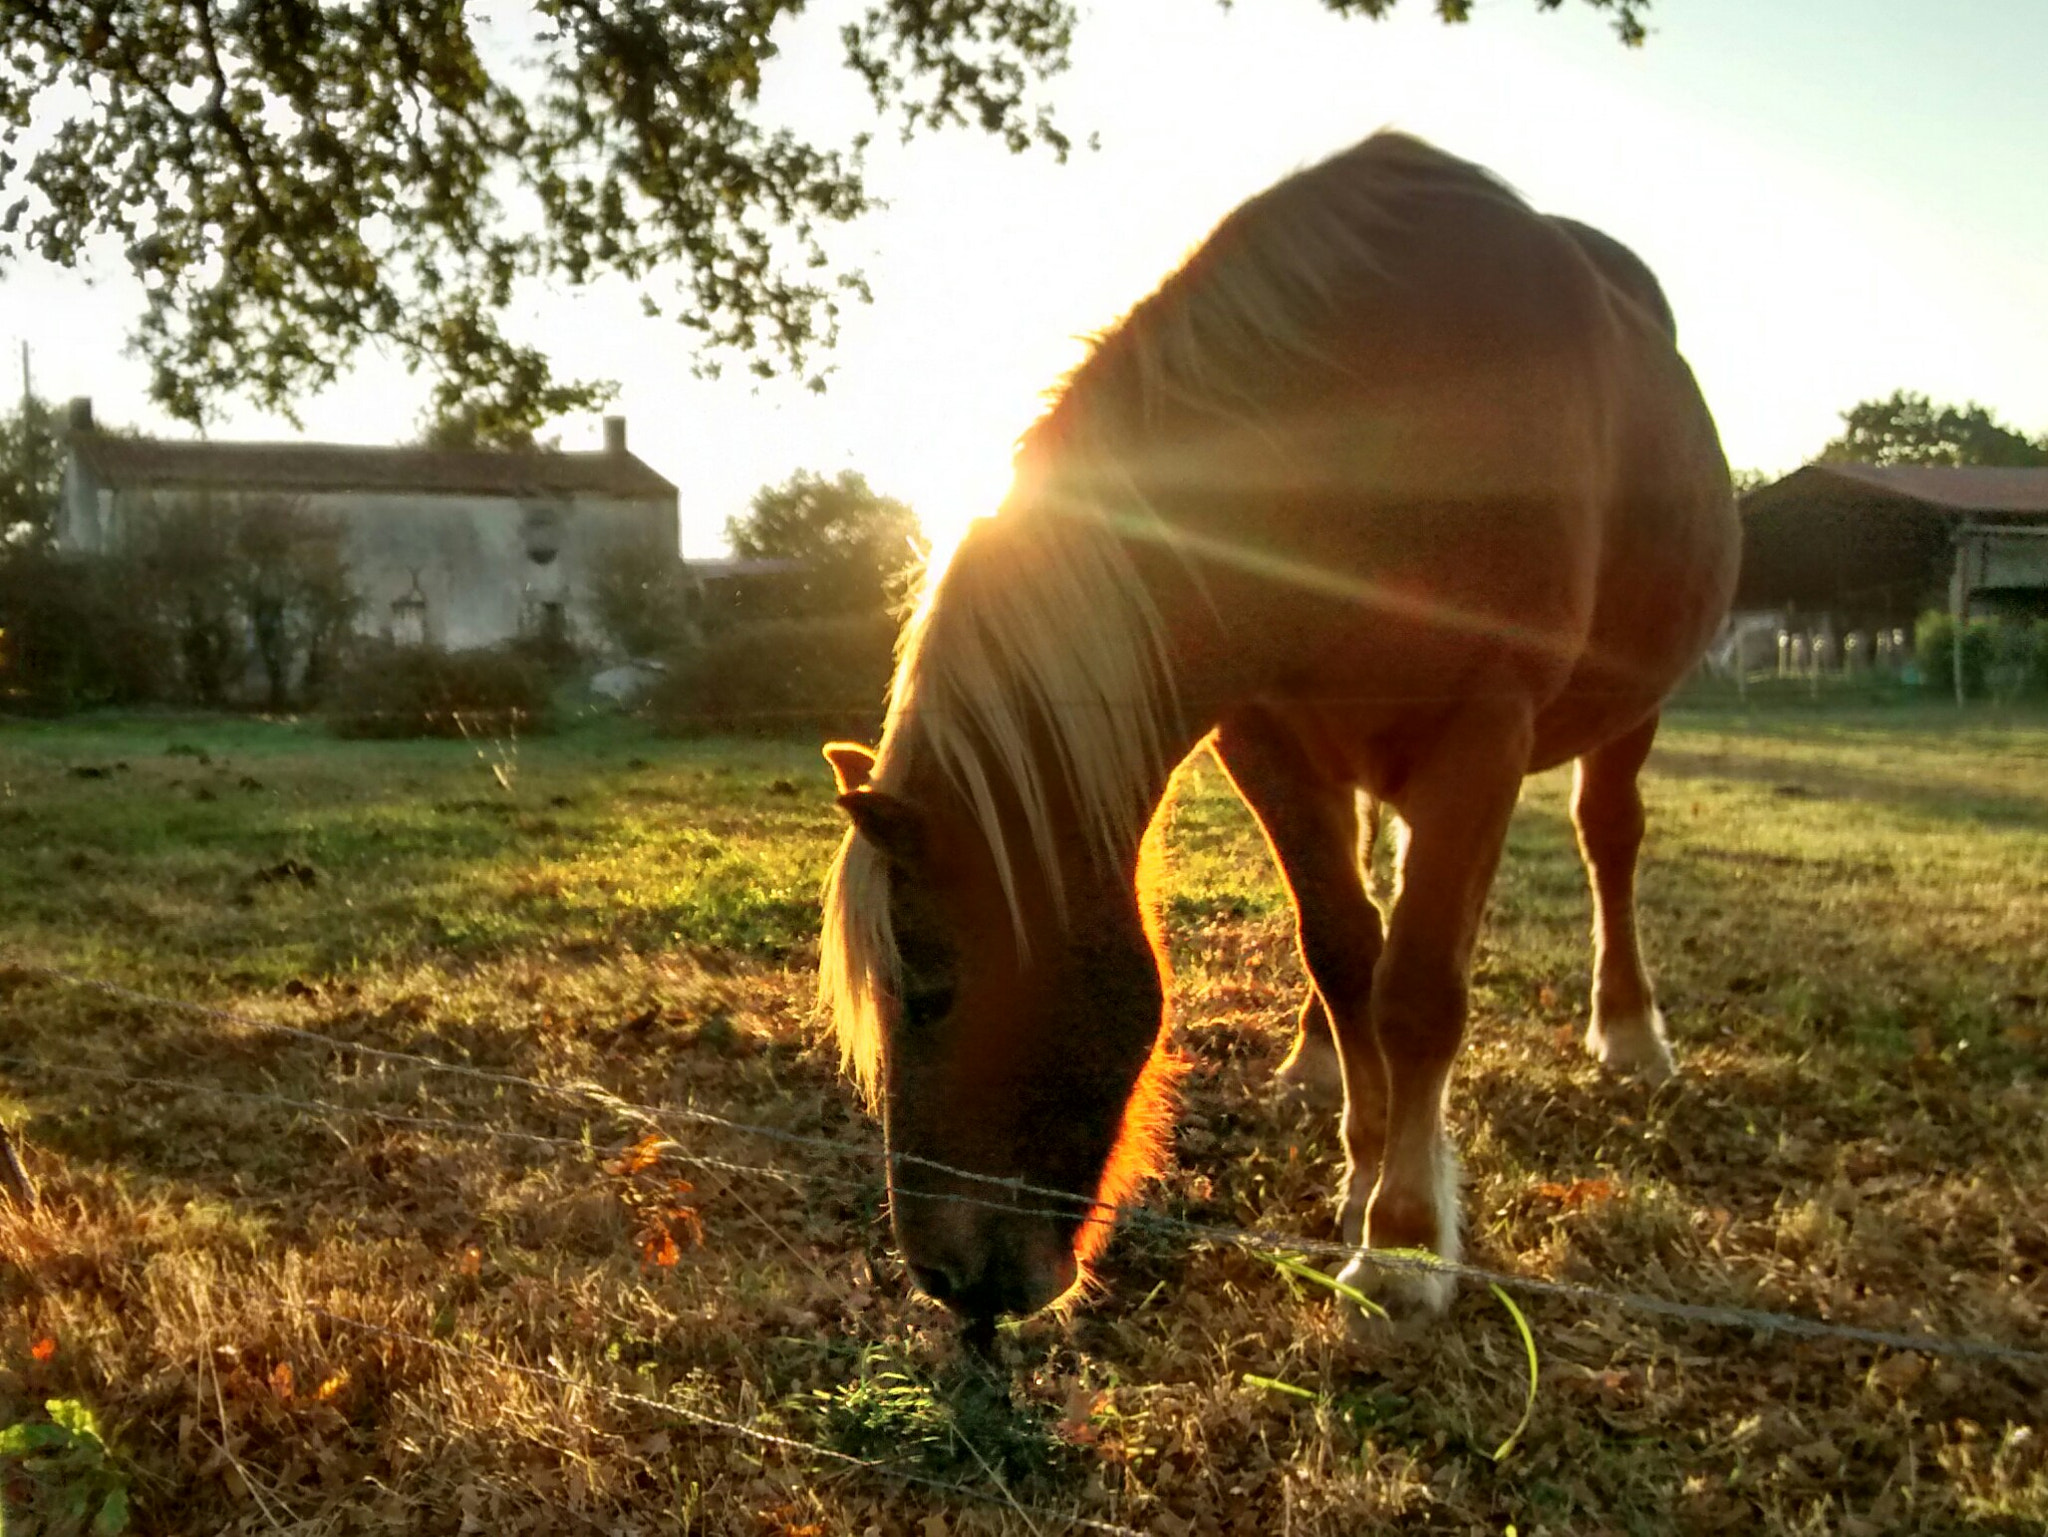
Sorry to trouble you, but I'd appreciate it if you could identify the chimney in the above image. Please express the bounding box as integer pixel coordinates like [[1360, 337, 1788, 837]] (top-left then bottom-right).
[[66, 396, 95, 434], [603, 415, 627, 455]]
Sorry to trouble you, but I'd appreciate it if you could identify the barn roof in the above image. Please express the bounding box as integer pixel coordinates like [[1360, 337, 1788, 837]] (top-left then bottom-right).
[[1736, 463, 2048, 618], [67, 433, 677, 502], [1747, 463, 2048, 520]]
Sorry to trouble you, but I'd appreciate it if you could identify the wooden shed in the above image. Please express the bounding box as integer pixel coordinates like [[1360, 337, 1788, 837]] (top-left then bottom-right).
[[1737, 463, 2048, 628]]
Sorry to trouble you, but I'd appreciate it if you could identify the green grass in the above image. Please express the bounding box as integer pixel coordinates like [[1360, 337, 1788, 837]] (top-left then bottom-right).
[[2, 701, 2045, 1534]]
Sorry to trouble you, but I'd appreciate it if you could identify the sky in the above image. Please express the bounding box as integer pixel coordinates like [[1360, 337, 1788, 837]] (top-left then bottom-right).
[[4, 0, 2046, 559]]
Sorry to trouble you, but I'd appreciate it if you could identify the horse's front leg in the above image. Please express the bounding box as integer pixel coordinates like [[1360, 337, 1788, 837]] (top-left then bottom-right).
[[1335, 702, 1529, 1323], [1210, 717, 1385, 1242]]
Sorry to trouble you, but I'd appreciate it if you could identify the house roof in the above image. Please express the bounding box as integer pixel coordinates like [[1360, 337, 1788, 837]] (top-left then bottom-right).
[[67, 433, 677, 502], [688, 557, 803, 580], [1747, 462, 2048, 519]]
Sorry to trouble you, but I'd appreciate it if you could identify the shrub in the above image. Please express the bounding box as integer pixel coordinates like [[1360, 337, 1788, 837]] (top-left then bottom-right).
[[650, 612, 899, 738], [1988, 616, 2048, 700], [325, 640, 554, 738], [1914, 611, 1997, 699], [136, 498, 243, 705], [1, 495, 360, 712], [0, 547, 171, 712]]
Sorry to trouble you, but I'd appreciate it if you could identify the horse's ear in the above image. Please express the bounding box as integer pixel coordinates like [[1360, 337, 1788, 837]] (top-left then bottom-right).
[[837, 786, 924, 862], [823, 742, 876, 795]]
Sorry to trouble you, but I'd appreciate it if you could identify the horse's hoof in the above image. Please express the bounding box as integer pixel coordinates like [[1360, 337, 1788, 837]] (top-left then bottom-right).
[[1334, 1250, 1456, 1342], [1584, 1007, 1676, 1084], [1273, 1037, 1345, 1114]]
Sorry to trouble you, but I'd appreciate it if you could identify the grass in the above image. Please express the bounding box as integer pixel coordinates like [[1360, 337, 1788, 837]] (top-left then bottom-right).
[[1, 701, 2045, 1534]]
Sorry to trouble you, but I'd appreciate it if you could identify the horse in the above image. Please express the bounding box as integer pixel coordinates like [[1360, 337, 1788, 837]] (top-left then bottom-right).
[[819, 131, 1739, 1332]]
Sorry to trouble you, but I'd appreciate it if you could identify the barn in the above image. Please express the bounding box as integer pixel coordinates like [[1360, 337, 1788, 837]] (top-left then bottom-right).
[[1737, 462, 2048, 629], [54, 398, 682, 652]]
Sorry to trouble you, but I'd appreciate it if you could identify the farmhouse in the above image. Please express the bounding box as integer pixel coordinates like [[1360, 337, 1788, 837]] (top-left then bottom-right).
[[54, 398, 681, 651], [1737, 462, 2048, 628]]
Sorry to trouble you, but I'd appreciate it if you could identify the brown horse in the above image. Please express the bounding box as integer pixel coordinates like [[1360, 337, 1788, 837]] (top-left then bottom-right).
[[820, 132, 1739, 1330]]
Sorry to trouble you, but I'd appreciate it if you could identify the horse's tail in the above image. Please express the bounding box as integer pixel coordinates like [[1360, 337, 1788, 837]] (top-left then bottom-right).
[[1356, 790, 1383, 901]]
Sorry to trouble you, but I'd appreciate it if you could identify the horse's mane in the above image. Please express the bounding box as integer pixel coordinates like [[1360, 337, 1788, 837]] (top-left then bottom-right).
[[819, 503, 1176, 1098], [821, 133, 1529, 1095]]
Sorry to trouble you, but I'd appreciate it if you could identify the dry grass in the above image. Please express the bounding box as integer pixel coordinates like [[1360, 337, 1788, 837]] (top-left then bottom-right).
[[1, 703, 2044, 1534]]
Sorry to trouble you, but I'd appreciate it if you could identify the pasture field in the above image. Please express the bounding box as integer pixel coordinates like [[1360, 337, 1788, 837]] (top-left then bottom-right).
[[2, 704, 2044, 1535]]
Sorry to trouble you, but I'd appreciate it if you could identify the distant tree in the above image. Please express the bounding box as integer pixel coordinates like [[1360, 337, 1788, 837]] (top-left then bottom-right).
[[231, 499, 358, 709], [141, 499, 244, 706], [2, 1, 1648, 442], [588, 526, 697, 658], [1729, 467, 1774, 497], [0, 395, 64, 549], [1820, 390, 2048, 468], [727, 471, 921, 617], [414, 403, 561, 454]]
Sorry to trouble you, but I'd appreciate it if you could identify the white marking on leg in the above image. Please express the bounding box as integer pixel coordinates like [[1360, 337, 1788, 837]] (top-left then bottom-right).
[[1336, 1129, 1460, 1327], [1585, 1001, 1676, 1082]]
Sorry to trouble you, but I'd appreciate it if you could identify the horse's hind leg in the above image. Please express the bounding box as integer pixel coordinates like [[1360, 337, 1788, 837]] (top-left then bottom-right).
[[1273, 795, 1382, 1111], [1211, 716, 1386, 1239], [1573, 714, 1676, 1082], [1274, 995, 1345, 1111]]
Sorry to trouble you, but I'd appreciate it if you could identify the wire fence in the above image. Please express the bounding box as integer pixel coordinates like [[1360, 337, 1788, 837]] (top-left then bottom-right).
[[7, 959, 2044, 1373]]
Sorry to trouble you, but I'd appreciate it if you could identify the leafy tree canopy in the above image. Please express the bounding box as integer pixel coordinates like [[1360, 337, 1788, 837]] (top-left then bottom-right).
[[727, 469, 920, 616], [1820, 390, 2048, 469], [0, 394, 65, 549], [2, 0, 1648, 446]]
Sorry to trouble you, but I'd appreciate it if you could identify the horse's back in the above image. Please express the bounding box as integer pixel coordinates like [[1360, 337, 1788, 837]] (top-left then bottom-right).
[[1083, 133, 1737, 760]]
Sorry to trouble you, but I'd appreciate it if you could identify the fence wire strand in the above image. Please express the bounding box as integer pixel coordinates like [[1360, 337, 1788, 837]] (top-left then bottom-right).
[[6, 958, 2046, 1371]]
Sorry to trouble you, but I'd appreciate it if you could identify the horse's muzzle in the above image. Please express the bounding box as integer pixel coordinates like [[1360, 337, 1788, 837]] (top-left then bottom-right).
[[895, 1192, 1078, 1325]]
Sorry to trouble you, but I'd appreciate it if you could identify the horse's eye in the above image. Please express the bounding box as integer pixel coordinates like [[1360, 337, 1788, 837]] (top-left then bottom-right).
[[901, 984, 956, 1030]]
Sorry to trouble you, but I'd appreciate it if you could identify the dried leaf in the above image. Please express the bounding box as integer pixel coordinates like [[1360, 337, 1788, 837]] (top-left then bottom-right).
[[458, 1246, 483, 1278], [271, 1360, 295, 1399], [1062, 1382, 1104, 1425], [312, 1370, 351, 1403], [641, 1228, 681, 1269], [1537, 1177, 1618, 1210], [663, 1204, 706, 1248], [606, 1134, 666, 1177], [30, 1334, 57, 1363]]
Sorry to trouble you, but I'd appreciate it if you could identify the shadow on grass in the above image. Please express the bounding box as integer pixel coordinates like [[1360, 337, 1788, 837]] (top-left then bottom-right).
[[1651, 746, 2048, 831]]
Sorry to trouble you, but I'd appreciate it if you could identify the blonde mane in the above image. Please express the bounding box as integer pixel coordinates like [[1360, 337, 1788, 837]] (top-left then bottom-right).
[[820, 133, 1528, 1095], [819, 497, 1177, 1098]]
